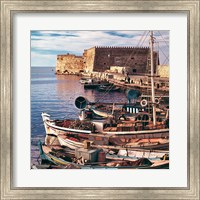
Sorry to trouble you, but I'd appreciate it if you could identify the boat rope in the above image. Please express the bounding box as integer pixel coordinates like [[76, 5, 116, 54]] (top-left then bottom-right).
[[155, 31, 169, 65], [37, 155, 41, 164], [162, 56, 169, 66], [124, 31, 149, 67], [157, 45, 169, 65], [157, 31, 169, 47]]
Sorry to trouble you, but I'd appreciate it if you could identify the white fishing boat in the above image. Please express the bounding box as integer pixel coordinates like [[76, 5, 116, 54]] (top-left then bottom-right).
[[42, 112, 168, 138]]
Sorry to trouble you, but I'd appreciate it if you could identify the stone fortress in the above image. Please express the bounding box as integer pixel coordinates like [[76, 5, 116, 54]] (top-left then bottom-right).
[[56, 54, 83, 74], [56, 46, 168, 77]]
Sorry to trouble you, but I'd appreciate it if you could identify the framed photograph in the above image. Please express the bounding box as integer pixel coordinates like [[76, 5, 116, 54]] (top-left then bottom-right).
[[0, 0, 199, 199]]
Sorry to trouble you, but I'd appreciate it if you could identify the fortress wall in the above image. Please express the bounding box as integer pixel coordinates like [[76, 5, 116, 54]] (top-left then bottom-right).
[[55, 47, 159, 74], [56, 54, 84, 74], [83, 47, 96, 73], [84, 47, 157, 74]]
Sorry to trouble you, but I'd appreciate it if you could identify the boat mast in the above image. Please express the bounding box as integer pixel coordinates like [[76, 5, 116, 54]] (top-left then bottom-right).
[[150, 31, 156, 126]]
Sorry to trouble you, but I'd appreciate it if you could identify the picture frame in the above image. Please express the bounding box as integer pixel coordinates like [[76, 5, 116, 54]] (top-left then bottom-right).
[[0, 0, 199, 199]]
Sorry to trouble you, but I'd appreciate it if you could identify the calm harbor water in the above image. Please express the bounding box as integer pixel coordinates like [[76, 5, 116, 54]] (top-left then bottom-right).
[[31, 67, 127, 165]]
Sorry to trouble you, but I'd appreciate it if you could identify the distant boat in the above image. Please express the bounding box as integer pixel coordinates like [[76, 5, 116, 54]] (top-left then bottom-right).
[[79, 77, 92, 84], [84, 80, 109, 89], [84, 83, 101, 89], [97, 84, 121, 92]]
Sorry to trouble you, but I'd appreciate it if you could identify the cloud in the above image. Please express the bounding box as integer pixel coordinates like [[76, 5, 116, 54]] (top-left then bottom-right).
[[31, 30, 169, 66], [49, 33, 79, 37], [104, 31, 134, 38], [31, 30, 79, 37], [31, 52, 57, 67]]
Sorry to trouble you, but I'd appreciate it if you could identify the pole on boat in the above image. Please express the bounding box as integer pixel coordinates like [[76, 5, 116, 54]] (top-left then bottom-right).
[[150, 31, 156, 126], [111, 103, 115, 115]]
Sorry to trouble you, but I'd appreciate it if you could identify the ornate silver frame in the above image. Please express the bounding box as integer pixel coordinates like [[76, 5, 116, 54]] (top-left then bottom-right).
[[1, 0, 199, 199]]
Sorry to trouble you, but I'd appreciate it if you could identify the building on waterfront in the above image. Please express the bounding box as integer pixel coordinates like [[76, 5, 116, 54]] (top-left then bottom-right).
[[56, 46, 159, 75]]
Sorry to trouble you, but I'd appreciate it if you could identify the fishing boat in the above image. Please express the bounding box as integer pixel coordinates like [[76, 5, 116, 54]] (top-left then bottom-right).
[[97, 84, 121, 92], [38, 140, 82, 168], [42, 109, 168, 139], [56, 133, 169, 150], [84, 80, 110, 89], [79, 77, 92, 84], [84, 83, 101, 89], [38, 140, 169, 169], [91, 100, 168, 120], [42, 111, 169, 151]]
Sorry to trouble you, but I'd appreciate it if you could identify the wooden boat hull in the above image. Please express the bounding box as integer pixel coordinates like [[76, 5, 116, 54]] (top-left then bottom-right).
[[84, 83, 101, 89], [56, 133, 169, 151], [38, 140, 82, 168], [42, 113, 169, 144], [57, 135, 84, 149], [38, 140, 169, 169], [42, 113, 92, 136], [106, 149, 168, 161]]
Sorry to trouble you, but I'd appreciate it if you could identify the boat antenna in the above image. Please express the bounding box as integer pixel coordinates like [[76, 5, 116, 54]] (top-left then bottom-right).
[[150, 31, 156, 126]]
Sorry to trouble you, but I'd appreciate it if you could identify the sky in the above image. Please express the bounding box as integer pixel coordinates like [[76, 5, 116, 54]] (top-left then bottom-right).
[[31, 30, 169, 67]]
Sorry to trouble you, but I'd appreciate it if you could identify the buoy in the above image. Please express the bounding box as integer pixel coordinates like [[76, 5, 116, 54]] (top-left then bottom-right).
[[140, 99, 148, 107], [155, 98, 160, 104]]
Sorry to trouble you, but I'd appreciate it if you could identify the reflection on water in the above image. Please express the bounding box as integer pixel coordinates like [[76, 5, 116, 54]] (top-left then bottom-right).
[[31, 67, 127, 135], [31, 67, 127, 164], [55, 75, 128, 104]]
